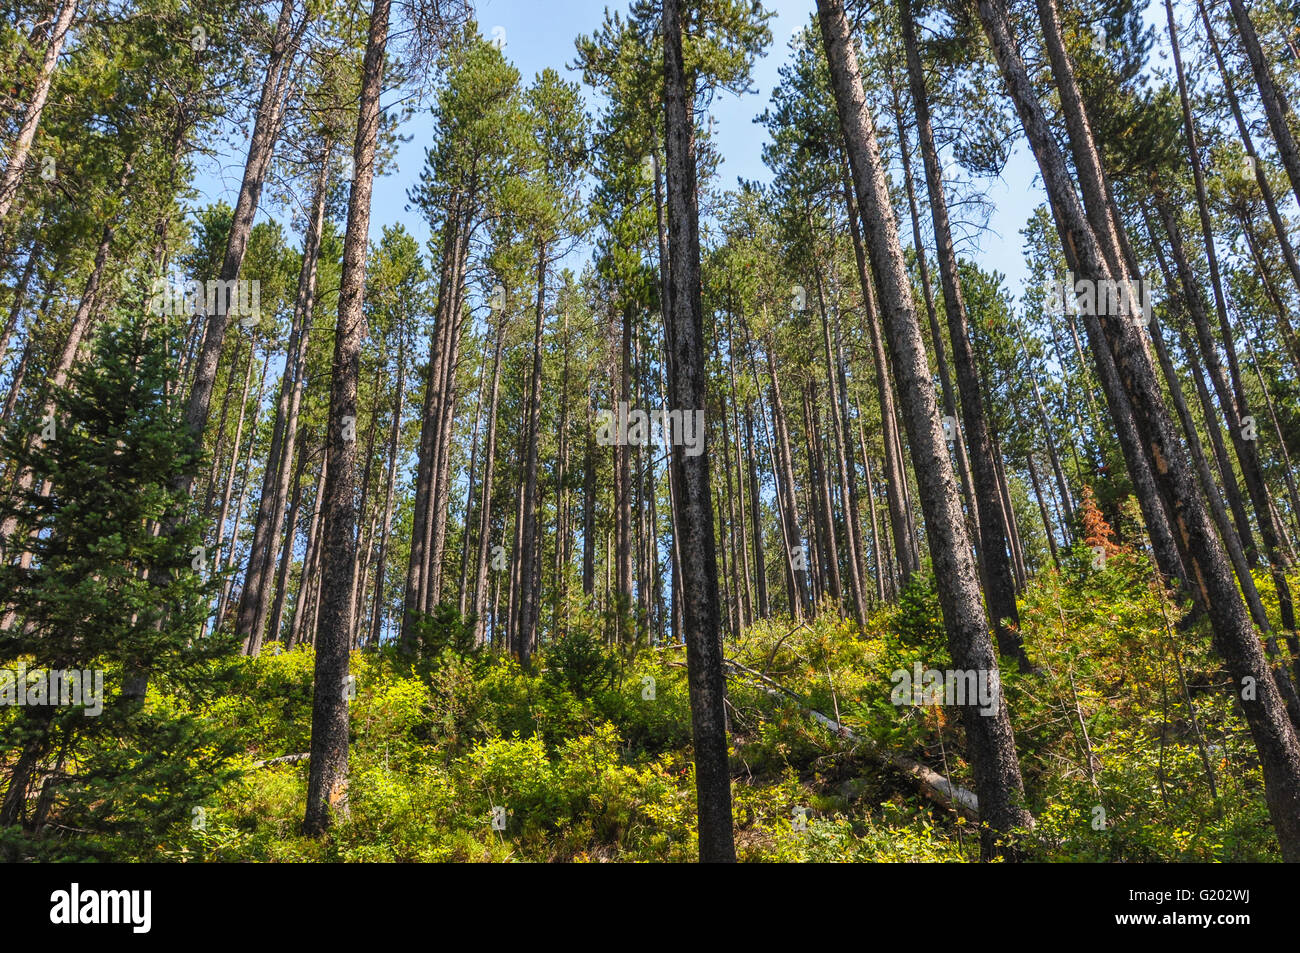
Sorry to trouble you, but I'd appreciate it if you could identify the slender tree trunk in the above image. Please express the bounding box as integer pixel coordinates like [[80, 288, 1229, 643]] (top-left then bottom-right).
[[1156, 198, 1295, 632], [400, 200, 462, 648], [289, 454, 327, 649], [515, 240, 548, 665], [426, 248, 471, 612], [217, 355, 268, 628], [664, 0, 735, 863], [348, 364, 382, 646], [239, 144, 331, 654], [900, 0, 1027, 666], [765, 348, 811, 616], [468, 318, 504, 644], [840, 159, 919, 586], [1164, 0, 1297, 625], [1234, 280, 1300, 554], [744, 409, 769, 617], [212, 341, 262, 627], [808, 384, 838, 605], [1013, 321, 1076, 531], [457, 344, 488, 618], [1025, 451, 1060, 571], [0, 244, 39, 369], [303, 0, 391, 838], [1031, 0, 1190, 594], [365, 327, 407, 648], [582, 384, 597, 598], [1239, 210, 1300, 383], [1224, 0, 1300, 212], [857, 403, 887, 603], [992, 431, 1027, 592], [267, 442, 309, 645], [811, 243, 866, 628], [819, 0, 1032, 858], [719, 351, 749, 628], [723, 302, 754, 627], [0, 0, 77, 223], [1200, 0, 1300, 318], [977, 0, 1300, 859], [614, 303, 634, 643], [1145, 225, 1300, 714], [181, 0, 297, 466], [891, 83, 980, 551]]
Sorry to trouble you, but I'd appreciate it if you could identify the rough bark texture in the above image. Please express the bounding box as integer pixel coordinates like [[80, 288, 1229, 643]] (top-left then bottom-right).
[[663, 0, 735, 863], [899, 0, 1026, 668], [0, 0, 78, 223], [239, 145, 331, 654], [817, 0, 1032, 859], [1224, 0, 1300, 211], [302, 0, 390, 837], [976, 0, 1300, 860]]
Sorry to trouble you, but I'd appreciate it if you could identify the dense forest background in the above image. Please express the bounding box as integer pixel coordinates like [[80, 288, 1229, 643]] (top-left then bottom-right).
[[3, 0, 1300, 863]]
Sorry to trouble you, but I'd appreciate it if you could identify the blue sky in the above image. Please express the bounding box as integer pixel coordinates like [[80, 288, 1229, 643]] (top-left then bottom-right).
[[198, 0, 1047, 305]]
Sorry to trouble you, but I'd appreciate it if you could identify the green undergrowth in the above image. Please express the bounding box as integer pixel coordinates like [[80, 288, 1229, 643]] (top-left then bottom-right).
[[8, 540, 1290, 862]]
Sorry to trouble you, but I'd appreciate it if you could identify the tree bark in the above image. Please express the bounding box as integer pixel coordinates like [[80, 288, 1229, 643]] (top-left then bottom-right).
[[239, 144, 331, 654], [899, 0, 1027, 666], [976, 0, 1300, 859], [664, 0, 735, 863], [302, 0, 391, 838], [818, 0, 1032, 858], [0, 0, 78, 223], [840, 158, 919, 587]]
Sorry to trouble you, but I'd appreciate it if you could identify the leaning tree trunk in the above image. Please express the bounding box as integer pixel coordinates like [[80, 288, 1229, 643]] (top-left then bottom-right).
[[0, 242, 39, 369], [976, 0, 1300, 860], [899, 0, 1027, 668], [891, 85, 981, 556], [817, 0, 1032, 860], [1143, 217, 1300, 723], [1155, 197, 1294, 614], [122, 0, 301, 703], [1224, 0, 1300, 211], [181, 0, 297, 463], [1200, 0, 1300, 314], [0, 0, 78, 224], [1031, 0, 1190, 594], [840, 159, 919, 588], [810, 247, 866, 628], [1162, 0, 1298, 637]]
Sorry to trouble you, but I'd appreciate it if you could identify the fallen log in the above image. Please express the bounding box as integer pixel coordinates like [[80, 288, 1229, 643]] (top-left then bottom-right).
[[722, 658, 980, 822], [252, 752, 310, 768]]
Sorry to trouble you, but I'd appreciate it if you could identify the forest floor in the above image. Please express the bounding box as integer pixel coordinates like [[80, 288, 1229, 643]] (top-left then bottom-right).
[[8, 541, 1290, 862]]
